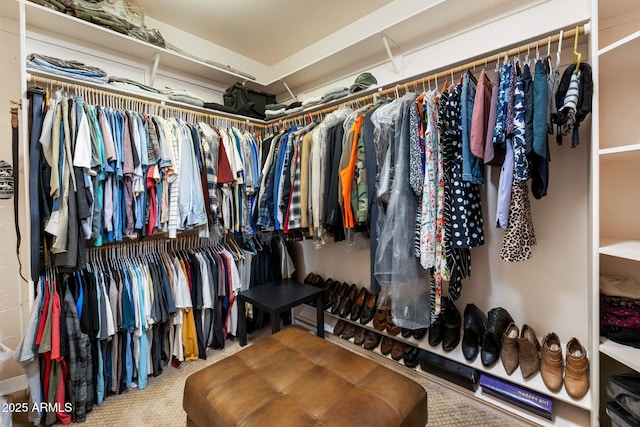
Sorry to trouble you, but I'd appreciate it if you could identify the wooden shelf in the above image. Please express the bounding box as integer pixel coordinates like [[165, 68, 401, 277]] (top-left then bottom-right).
[[599, 338, 640, 372], [23, 1, 251, 86], [296, 305, 592, 412], [600, 238, 640, 261]]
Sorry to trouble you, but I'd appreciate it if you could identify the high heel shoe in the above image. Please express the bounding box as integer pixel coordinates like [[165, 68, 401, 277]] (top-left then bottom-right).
[[481, 307, 514, 367], [462, 303, 487, 361], [500, 322, 519, 375], [518, 324, 541, 379]]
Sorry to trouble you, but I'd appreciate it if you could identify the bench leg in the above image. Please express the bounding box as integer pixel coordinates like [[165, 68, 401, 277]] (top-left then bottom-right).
[[238, 298, 247, 346], [316, 294, 325, 338]]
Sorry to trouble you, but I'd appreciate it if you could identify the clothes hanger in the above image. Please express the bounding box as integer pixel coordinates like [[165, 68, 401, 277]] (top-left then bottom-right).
[[557, 29, 564, 68], [572, 26, 581, 73]]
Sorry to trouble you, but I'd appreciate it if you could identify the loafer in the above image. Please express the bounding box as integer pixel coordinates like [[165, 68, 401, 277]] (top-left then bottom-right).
[[462, 303, 487, 361], [386, 312, 402, 336], [354, 326, 367, 346], [333, 319, 346, 336], [565, 337, 589, 399], [349, 287, 370, 321], [401, 328, 412, 338], [481, 307, 514, 367], [518, 324, 540, 379], [381, 336, 394, 355], [540, 332, 563, 392], [500, 323, 519, 375], [373, 309, 389, 331], [338, 284, 358, 318], [359, 293, 378, 325], [341, 322, 356, 339], [391, 340, 406, 361], [442, 298, 461, 351], [331, 282, 349, 315], [310, 274, 323, 286], [322, 279, 337, 310], [413, 328, 428, 340], [404, 345, 420, 368], [363, 330, 381, 350], [303, 273, 315, 284]]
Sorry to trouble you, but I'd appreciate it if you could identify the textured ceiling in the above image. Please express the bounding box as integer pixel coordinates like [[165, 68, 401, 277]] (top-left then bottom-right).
[[133, 0, 393, 65]]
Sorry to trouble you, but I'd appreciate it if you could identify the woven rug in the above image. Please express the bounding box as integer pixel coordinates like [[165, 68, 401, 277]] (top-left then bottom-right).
[[10, 325, 532, 426]]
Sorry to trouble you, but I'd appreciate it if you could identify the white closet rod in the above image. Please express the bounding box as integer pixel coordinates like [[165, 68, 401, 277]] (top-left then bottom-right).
[[273, 24, 589, 126], [27, 73, 264, 129]]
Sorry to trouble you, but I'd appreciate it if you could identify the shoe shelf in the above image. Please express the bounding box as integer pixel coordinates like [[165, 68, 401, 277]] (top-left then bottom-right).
[[599, 238, 640, 261], [296, 304, 592, 412], [599, 337, 640, 373]]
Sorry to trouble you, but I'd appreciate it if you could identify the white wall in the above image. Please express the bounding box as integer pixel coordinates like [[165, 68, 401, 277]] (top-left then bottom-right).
[[0, 15, 29, 382], [281, 0, 591, 103]]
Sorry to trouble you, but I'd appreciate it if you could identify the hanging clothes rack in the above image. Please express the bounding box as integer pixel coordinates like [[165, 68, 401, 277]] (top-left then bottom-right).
[[27, 72, 264, 130], [271, 24, 589, 127]]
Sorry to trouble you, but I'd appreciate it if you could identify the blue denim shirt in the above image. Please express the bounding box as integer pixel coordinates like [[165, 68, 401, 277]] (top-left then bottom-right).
[[461, 71, 484, 184]]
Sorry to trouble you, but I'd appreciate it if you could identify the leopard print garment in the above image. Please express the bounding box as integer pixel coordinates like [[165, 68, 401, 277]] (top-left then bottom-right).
[[500, 179, 536, 261]]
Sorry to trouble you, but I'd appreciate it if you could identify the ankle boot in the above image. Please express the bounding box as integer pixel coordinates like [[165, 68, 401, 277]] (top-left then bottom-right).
[[442, 298, 461, 351], [518, 324, 540, 379], [481, 307, 514, 367], [462, 303, 487, 361], [500, 323, 519, 375], [540, 332, 563, 392], [428, 297, 447, 346], [564, 338, 589, 399]]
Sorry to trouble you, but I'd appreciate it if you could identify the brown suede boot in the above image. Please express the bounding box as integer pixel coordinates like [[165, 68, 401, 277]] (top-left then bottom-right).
[[540, 332, 563, 392], [500, 323, 519, 375], [518, 324, 541, 379], [564, 338, 589, 399]]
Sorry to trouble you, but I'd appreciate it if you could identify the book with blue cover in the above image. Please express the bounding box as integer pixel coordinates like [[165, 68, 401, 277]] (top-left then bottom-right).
[[480, 374, 554, 420]]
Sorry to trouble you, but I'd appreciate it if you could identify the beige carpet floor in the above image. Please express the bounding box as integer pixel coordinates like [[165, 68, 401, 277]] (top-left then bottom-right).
[[10, 325, 533, 427]]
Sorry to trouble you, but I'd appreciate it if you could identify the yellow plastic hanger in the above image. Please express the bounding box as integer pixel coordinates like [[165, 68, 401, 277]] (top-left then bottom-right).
[[572, 26, 581, 73]]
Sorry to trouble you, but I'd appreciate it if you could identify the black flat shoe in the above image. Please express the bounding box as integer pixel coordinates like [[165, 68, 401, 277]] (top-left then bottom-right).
[[462, 303, 487, 361], [413, 328, 427, 340], [401, 328, 412, 338], [322, 279, 336, 310], [349, 287, 369, 321], [338, 284, 358, 318], [331, 282, 349, 315], [481, 307, 514, 367], [404, 345, 420, 368], [359, 293, 377, 325], [442, 298, 461, 351]]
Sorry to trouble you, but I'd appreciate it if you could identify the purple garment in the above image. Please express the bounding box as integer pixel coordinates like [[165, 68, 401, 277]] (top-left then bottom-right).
[[484, 70, 503, 166], [496, 139, 514, 229]]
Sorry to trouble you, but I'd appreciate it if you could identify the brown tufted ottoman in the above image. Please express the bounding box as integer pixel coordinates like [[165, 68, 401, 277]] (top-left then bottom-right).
[[183, 326, 428, 427]]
